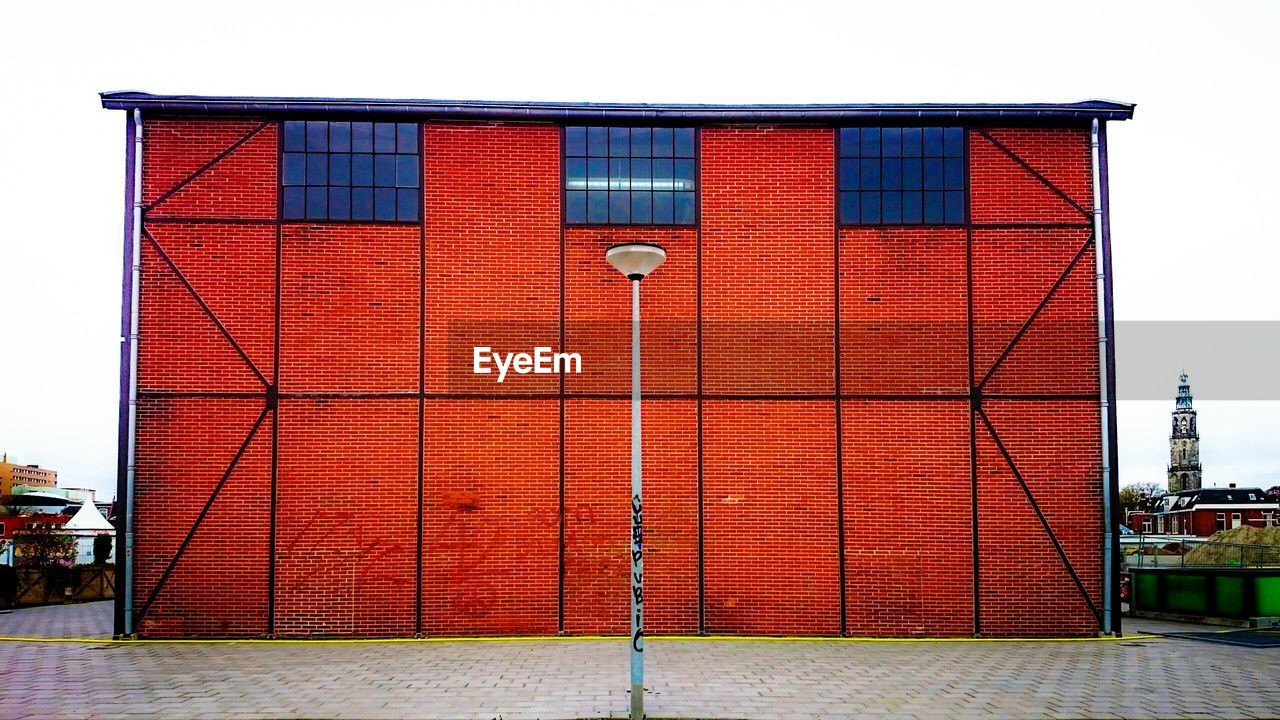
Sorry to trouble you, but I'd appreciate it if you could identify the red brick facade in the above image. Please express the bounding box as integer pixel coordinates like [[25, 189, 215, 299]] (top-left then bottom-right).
[[126, 112, 1109, 638]]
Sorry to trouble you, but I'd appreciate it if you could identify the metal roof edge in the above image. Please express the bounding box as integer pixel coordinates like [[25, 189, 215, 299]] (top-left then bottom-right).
[[99, 92, 1136, 122]]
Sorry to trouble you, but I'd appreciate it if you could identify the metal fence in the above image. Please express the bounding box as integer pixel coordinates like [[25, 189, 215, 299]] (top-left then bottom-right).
[[1124, 536, 1280, 569]]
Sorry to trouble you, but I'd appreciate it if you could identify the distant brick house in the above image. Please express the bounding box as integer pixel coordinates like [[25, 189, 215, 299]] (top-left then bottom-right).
[[1127, 486, 1279, 537]]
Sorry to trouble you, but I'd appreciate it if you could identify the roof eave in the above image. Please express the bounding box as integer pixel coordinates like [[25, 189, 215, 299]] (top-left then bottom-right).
[[99, 92, 1136, 123]]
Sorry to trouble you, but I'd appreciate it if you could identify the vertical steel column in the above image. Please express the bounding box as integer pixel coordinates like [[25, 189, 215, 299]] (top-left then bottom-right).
[[1098, 121, 1123, 636], [114, 109, 138, 639], [629, 278, 645, 720], [122, 108, 143, 637], [1091, 117, 1115, 635]]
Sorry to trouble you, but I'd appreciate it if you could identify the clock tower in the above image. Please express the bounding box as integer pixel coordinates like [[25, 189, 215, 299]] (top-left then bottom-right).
[[1168, 372, 1202, 493]]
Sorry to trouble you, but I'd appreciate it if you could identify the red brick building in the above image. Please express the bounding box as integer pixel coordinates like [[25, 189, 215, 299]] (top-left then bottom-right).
[[102, 92, 1132, 639]]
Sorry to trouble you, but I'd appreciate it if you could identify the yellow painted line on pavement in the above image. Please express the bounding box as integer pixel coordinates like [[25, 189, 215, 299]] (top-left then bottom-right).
[[0, 633, 1160, 645]]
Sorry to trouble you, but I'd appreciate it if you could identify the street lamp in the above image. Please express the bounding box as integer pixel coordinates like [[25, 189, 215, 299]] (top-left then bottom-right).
[[605, 242, 666, 720]]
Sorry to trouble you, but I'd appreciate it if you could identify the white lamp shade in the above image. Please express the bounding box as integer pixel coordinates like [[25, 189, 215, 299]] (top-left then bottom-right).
[[605, 243, 667, 280]]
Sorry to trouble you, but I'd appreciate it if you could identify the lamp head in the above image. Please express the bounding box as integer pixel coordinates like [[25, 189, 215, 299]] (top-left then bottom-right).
[[605, 243, 667, 281]]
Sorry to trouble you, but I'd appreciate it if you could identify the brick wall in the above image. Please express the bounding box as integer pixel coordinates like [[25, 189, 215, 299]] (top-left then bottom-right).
[[129, 117, 1105, 638]]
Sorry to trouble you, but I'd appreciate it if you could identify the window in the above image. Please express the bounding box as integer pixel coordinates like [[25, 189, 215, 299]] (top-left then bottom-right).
[[1265, 512, 1276, 528], [282, 120, 420, 222], [1142, 519, 1152, 534], [1232, 512, 1242, 528], [838, 127, 965, 225], [1157, 516, 1165, 533], [1216, 513, 1227, 531], [564, 126, 697, 225]]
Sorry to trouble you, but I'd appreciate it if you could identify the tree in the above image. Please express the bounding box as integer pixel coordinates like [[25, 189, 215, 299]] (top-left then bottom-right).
[[92, 533, 113, 566], [1266, 486, 1280, 502], [1119, 482, 1165, 515], [13, 524, 75, 569]]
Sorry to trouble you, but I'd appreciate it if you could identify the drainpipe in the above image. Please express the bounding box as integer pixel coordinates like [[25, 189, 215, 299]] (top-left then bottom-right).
[[1091, 117, 1115, 635], [123, 108, 143, 637]]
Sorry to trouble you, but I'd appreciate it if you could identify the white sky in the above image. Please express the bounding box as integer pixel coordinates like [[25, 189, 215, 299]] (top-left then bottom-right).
[[2, 0, 1278, 499]]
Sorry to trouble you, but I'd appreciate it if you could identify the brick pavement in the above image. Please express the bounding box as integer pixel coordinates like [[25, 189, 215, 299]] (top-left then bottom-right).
[[2, 602, 1278, 719]]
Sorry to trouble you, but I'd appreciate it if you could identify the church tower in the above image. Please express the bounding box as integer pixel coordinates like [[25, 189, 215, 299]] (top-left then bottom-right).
[[1168, 372, 1201, 493]]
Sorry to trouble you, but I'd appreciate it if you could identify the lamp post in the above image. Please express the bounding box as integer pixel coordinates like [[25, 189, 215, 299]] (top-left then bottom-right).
[[605, 242, 666, 720]]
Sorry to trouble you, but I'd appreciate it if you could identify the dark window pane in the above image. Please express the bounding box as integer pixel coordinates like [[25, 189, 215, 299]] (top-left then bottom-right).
[[944, 158, 965, 190], [881, 128, 902, 157], [283, 121, 306, 152], [923, 159, 944, 191], [374, 123, 396, 153], [839, 159, 859, 191], [565, 127, 587, 157], [283, 187, 305, 219], [902, 128, 922, 157], [882, 192, 902, 224], [306, 187, 327, 219], [375, 154, 396, 186], [861, 192, 881, 224], [374, 187, 396, 221], [566, 158, 587, 189], [566, 191, 587, 223], [923, 127, 944, 157], [630, 192, 651, 223], [945, 191, 965, 223], [859, 159, 880, 190], [652, 159, 674, 189], [352, 154, 373, 185], [306, 121, 328, 152], [674, 159, 696, 191], [329, 122, 351, 153], [674, 192, 695, 224], [352, 187, 374, 220], [840, 191, 859, 224], [631, 159, 652, 191], [860, 127, 880, 157], [352, 122, 373, 152], [397, 123, 418, 153], [609, 127, 629, 157], [674, 128, 695, 157], [282, 153, 306, 185], [329, 154, 350, 186], [397, 189, 418, 221], [587, 191, 608, 223], [882, 159, 902, 190], [397, 155, 419, 187], [902, 191, 922, 223], [328, 187, 350, 220], [630, 127, 651, 157], [610, 158, 630, 191], [652, 192, 674, 224], [588, 158, 609, 189], [839, 128, 859, 157], [902, 159, 922, 190], [307, 154, 327, 185], [923, 191, 944, 223], [609, 192, 631, 223], [652, 128, 673, 157], [944, 127, 964, 157], [587, 127, 608, 156]]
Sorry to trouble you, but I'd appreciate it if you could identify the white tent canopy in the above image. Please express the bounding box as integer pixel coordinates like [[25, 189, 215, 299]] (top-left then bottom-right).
[[63, 500, 113, 533]]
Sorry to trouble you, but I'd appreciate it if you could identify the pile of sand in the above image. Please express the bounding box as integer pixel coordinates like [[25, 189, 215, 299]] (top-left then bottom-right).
[[1184, 525, 1280, 566]]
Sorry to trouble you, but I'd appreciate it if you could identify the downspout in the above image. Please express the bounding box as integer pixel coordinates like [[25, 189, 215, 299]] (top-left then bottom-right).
[[123, 108, 143, 637], [1091, 117, 1115, 635]]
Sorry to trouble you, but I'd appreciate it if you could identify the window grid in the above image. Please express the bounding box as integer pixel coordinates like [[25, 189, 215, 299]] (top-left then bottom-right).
[[838, 127, 966, 225], [281, 120, 420, 222], [564, 126, 697, 225]]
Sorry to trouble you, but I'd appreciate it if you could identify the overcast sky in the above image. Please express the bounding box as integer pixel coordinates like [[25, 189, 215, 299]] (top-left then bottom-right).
[[2, 0, 1277, 499]]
